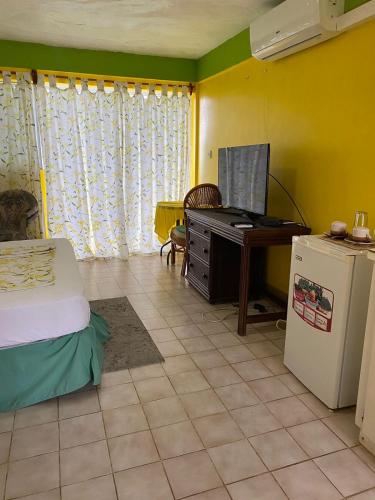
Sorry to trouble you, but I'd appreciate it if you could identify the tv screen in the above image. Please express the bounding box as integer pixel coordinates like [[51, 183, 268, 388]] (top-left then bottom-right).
[[218, 144, 270, 216]]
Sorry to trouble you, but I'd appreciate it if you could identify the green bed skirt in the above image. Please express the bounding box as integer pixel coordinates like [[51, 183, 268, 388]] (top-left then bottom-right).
[[0, 312, 109, 412]]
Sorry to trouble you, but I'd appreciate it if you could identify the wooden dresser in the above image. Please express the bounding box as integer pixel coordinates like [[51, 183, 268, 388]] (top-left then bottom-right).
[[185, 214, 212, 300], [186, 209, 261, 304], [185, 208, 311, 334]]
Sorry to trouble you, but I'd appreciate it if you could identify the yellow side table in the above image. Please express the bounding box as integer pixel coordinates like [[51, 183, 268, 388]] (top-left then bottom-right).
[[154, 201, 184, 253]]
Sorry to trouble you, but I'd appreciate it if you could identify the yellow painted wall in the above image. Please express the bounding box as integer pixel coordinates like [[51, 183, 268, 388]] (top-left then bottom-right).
[[197, 20, 375, 295]]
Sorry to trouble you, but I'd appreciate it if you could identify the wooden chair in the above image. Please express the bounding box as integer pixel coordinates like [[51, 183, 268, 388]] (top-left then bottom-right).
[[168, 183, 222, 276]]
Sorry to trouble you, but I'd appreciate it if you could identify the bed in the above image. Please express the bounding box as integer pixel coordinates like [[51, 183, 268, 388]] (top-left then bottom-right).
[[0, 238, 90, 347], [0, 238, 109, 411]]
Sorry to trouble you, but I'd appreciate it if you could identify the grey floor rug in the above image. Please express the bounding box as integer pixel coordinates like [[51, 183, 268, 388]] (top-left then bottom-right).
[[90, 296, 164, 372]]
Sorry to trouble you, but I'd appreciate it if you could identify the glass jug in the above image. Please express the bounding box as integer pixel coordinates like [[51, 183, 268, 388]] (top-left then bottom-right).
[[352, 211, 370, 241], [353, 211, 368, 229]]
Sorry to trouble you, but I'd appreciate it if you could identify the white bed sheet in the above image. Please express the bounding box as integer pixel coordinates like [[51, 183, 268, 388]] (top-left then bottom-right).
[[0, 238, 90, 348]]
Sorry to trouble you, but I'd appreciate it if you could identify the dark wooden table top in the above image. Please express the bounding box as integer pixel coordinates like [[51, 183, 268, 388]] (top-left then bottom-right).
[[185, 208, 311, 246]]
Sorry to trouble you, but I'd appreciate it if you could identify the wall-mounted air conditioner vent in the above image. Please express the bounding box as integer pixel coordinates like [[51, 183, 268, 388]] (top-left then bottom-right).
[[250, 0, 345, 61]]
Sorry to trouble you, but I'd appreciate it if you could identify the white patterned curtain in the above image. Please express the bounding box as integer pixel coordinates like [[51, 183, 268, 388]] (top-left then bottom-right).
[[36, 76, 128, 259], [0, 72, 42, 237], [123, 84, 190, 253], [36, 78, 190, 257]]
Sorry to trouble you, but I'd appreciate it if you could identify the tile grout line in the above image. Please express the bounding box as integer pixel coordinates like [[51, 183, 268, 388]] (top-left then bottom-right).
[[98, 396, 120, 500], [313, 447, 375, 498], [57, 401, 62, 500], [2, 410, 15, 500]]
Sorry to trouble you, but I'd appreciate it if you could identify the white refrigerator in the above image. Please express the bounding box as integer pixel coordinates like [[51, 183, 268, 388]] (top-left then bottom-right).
[[284, 235, 373, 410]]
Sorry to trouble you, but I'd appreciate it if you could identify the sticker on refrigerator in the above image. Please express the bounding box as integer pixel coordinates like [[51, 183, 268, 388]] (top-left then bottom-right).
[[293, 274, 334, 333]]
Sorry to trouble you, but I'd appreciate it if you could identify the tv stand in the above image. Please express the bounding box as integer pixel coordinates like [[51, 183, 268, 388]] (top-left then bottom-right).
[[185, 208, 310, 336]]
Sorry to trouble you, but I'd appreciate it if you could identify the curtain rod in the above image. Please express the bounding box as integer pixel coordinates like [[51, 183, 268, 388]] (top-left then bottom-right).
[[27, 69, 194, 95], [0, 68, 195, 95]]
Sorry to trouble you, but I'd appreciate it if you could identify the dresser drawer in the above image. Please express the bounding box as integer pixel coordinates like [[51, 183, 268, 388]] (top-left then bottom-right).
[[188, 254, 210, 288], [187, 217, 211, 238], [188, 231, 210, 264]]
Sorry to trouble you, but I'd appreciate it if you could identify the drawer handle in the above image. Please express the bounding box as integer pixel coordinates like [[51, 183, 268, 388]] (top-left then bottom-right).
[[203, 229, 208, 234], [203, 248, 208, 254], [203, 273, 208, 279], [190, 240, 194, 245], [189, 262, 194, 268], [190, 221, 194, 226]]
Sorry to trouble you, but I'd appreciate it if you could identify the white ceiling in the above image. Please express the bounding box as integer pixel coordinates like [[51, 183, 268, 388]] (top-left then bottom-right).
[[0, 0, 283, 59]]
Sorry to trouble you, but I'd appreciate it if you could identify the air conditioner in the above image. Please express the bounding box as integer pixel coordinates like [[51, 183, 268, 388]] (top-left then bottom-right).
[[250, 0, 345, 61]]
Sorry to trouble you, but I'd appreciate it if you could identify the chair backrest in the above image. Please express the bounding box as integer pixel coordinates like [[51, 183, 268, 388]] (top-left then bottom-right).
[[184, 183, 222, 210], [0, 189, 39, 241], [0, 190, 38, 222]]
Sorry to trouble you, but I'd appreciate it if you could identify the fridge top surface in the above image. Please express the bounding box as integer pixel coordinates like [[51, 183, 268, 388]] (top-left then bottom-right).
[[294, 235, 369, 258]]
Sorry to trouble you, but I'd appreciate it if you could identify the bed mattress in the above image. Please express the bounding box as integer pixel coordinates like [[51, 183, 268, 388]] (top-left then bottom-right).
[[0, 238, 90, 348]]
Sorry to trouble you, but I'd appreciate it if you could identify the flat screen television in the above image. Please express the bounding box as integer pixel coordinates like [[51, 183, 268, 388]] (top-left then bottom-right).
[[218, 143, 270, 216]]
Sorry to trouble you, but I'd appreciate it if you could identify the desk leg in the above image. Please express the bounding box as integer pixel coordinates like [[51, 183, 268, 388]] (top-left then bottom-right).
[[238, 245, 250, 337]]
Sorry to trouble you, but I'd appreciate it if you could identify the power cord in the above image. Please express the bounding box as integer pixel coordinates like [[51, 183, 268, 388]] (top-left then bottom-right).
[[201, 306, 238, 323], [268, 173, 307, 227], [202, 306, 287, 328]]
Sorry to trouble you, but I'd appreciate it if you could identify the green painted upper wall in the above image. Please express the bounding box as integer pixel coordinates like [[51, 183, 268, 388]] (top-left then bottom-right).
[[0, 39, 197, 82], [345, 0, 371, 10], [197, 0, 372, 81], [196, 29, 250, 82]]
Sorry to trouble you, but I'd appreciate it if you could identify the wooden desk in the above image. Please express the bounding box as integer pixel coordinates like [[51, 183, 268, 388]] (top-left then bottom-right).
[[185, 208, 311, 336]]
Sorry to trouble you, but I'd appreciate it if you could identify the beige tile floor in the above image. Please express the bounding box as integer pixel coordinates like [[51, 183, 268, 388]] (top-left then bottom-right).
[[1, 254, 375, 499]]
